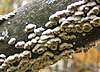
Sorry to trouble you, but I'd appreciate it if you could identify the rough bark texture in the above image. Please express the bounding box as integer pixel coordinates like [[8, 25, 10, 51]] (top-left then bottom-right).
[[0, 0, 100, 72]]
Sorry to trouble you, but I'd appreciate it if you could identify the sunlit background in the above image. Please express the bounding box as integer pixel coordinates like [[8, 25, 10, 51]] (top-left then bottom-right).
[[0, 0, 100, 72], [0, 0, 29, 15]]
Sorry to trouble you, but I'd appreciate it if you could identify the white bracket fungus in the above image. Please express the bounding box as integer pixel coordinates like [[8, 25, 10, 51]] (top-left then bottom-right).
[[0, 37, 5, 41], [8, 38, 16, 45], [15, 41, 25, 48], [24, 24, 36, 32]]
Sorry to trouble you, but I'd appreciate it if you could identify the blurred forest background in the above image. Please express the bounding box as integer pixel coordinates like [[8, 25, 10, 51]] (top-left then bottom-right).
[[0, 0, 100, 72]]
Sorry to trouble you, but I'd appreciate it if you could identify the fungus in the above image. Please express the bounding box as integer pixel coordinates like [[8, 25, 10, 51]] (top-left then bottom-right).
[[91, 6, 100, 14], [31, 38, 38, 44], [36, 47, 47, 54], [86, 2, 96, 7], [70, 35, 76, 40], [45, 21, 57, 28], [75, 24, 83, 33], [0, 0, 100, 71], [24, 41, 32, 49], [28, 33, 36, 39], [4, 55, 17, 64], [59, 17, 66, 24], [73, 1, 85, 7], [1, 63, 8, 69], [73, 16, 81, 21], [43, 51, 54, 57], [0, 54, 6, 59], [90, 17, 100, 27], [0, 59, 4, 63], [74, 11, 84, 16], [49, 14, 59, 21], [21, 50, 31, 58], [96, 0, 100, 3], [67, 24, 76, 32], [67, 16, 74, 22], [32, 44, 43, 53], [45, 38, 61, 50], [0, 36, 5, 41], [55, 10, 66, 18], [67, 3, 77, 12], [60, 20, 69, 31], [59, 43, 73, 51], [7, 12, 16, 18], [15, 41, 25, 48], [77, 5, 86, 11], [34, 27, 45, 35], [52, 26, 61, 34], [58, 32, 70, 40], [64, 10, 72, 16], [35, 36, 40, 40], [40, 35, 55, 40], [38, 39, 47, 44], [8, 38, 16, 45], [82, 23, 93, 32], [42, 29, 53, 35], [84, 6, 90, 13], [24, 24, 36, 32]]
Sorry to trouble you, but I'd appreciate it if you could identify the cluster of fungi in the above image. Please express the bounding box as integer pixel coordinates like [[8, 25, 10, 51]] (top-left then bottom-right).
[[0, 0, 100, 72]]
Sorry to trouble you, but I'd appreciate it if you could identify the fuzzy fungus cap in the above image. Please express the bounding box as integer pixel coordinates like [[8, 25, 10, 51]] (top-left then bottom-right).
[[21, 50, 32, 58], [15, 41, 25, 48], [59, 43, 73, 51], [90, 17, 100, 27], [28, 33, 36, 39], [0, 54, 6, 59], [45, 21, 57, 28], [24, 24, 36, 32], [82, 23, 93, 32], [8, 38, 16, 45], [0, 37, 5, 41]]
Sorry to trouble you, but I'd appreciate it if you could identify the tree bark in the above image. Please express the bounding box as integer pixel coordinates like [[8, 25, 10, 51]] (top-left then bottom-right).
[[0, 0, 100, 72]]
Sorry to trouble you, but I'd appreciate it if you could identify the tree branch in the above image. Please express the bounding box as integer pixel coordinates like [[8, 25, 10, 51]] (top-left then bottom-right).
[[0, 0, 100, 72]]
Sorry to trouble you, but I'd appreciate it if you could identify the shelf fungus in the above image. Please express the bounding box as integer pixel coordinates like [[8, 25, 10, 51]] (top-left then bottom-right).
[[28, 33, 36, 39], [0, 0, 100, 72], [8, 38, 16, 45], [75, 24, 83, 33], [15, 41, 25, 48], [32, 44, 44, 53], [0, 36, 5, 41], [34, 27, 45, 35], [45, 37, 61, 50], [24, 24, 36, 32], [59, 43, 73, 51], [82, 23, 93, 32], [24, 41, 32, 49], [90, 17, 100, 27], [45, 21, 57, 28], [20, 50, 32, 58], [42, 29, 53, 35]]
